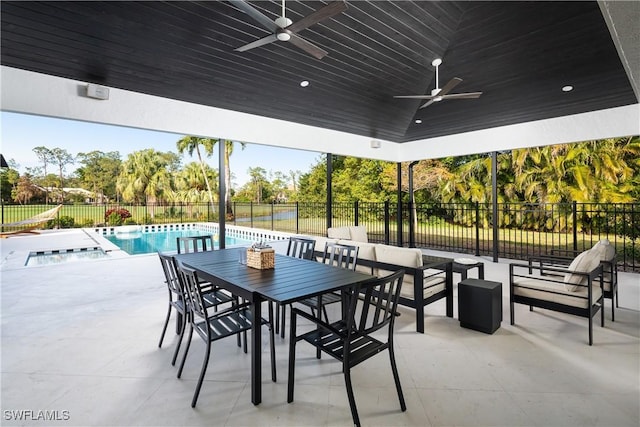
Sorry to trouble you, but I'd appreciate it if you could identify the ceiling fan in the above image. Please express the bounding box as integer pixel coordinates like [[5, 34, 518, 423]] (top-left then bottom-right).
[[394, 58, 482, 109], [231, 0, 347, 60]]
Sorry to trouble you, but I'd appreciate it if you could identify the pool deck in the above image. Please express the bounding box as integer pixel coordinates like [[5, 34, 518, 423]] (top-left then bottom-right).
[[1, 229, 639, 426]]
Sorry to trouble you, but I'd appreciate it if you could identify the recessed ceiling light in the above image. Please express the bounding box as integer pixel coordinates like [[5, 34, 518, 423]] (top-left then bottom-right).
[[300, 80, 310, 87], [415, 119, 422, 124], [562, 85, 573, 92]]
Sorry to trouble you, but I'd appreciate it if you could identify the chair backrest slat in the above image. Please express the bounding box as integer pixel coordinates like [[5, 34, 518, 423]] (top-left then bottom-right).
[[287, 237, 316, 260], [176, 262, 208, 320], [350, 270, 404, 335], [176, 235, 215, 254], [158, 252, 183, 296], [322, 242, 359, 271]]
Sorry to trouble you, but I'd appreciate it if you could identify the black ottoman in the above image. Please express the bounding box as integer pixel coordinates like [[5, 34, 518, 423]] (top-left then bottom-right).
[[458, 278, 502, 334]]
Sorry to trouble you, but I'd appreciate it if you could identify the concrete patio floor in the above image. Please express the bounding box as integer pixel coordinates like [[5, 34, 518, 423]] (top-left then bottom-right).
[[1, 229, 639, 426]]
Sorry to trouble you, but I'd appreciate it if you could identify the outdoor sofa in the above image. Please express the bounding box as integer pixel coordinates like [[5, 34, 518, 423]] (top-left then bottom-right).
[[309, 226, 452, 333]]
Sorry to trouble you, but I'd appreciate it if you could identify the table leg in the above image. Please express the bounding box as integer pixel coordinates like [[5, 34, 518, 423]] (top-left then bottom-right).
[[316, 296, 322, 359], [478, 264, 485, 279], [251, 298, 262, 405]]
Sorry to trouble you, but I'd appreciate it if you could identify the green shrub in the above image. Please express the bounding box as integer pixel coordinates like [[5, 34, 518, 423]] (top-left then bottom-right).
[[107, 211, 123, 226], [58, 215, 75, 228], [44, 216, 75, 229], [105, 208, 132, 226], [80, 218, 95, 227]]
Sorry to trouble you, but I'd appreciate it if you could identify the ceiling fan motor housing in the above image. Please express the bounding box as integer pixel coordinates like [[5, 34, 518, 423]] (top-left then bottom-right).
[[276, 28, 291, 41]]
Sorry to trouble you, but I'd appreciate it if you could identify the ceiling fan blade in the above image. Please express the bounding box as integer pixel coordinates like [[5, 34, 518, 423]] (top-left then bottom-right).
[[441, 92, 483, 99], [286, 1, 348, 33], [419, 99, 437, 109], [288, 33, 328, 59], [393, 95, 436, 99], [437, 77, 463, 97], [230, 0, 278, 32], [235, 34, 278, 52]]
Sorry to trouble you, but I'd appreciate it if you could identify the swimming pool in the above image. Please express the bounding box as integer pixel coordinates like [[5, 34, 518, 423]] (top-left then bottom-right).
[[104, 229, 252, 255]]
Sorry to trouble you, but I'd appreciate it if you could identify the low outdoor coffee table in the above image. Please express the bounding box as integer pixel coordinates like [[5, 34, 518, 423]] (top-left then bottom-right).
[[453, 258, 485, 281]]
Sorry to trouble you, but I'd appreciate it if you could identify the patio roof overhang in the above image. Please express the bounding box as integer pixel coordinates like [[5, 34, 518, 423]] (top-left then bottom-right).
[[2, 66, 638, 163], [1, 1, 639, 162]]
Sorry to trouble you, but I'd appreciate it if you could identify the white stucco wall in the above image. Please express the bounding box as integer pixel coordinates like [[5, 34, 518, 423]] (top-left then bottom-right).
[[2, 66, 639, 162]]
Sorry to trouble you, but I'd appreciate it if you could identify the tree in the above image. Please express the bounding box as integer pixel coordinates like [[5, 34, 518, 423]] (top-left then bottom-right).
[[246, 167, 269, 202], [49, 148, 74, 203], [116, 149, 178, 215], [76, 151, 122, 203], [173, 161, 219, 216], [271, 170, 289, 202], [296, 155, 395, 203], [219, 139, 245, 219], [511, 139, 639, 204], [295, 155, 328, 203], [289, 169, 302, 193], [176, 136, 216, 210], [0, 162, 20, 203], [13, 174, 42, 205], [32, 146, 53, 204]]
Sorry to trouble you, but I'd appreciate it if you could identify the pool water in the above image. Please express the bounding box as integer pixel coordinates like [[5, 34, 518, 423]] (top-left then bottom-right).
[[104, 229, 251, 255]]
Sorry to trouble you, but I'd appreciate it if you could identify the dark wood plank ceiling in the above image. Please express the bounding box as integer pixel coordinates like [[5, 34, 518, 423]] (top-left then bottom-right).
[[1, 1, 637, 143]]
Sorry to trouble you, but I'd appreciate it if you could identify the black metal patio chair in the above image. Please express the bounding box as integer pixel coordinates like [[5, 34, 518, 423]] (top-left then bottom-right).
[[157, 252, 235, 365], [298, 242, 359, 323], [175, 262, 276, 407], [287, 270, 406, 427], [274, 236, 316, 338], [176, 235, 215, 253], [529, 239, 618, 321]]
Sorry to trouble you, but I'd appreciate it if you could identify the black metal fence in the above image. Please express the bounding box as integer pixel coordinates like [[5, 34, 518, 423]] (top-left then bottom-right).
[[2, 201, 638, 272]]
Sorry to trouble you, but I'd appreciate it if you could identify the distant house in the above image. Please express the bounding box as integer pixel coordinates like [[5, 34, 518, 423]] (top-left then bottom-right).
[[274, 191, 288, 203], [38, 186, 109, 204]]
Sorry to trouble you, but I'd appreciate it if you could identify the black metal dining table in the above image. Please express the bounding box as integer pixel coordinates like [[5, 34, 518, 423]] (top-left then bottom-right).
[[173, 247, 376, 405]]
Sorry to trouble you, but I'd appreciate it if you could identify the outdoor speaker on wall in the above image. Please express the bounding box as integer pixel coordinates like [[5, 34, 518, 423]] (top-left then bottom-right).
[[86, 84, 109, 100]]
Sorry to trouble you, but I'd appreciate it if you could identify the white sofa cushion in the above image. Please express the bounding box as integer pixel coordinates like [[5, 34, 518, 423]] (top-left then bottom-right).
[[514, 277, 602, 309], [338, 240, 376, 261], [327, 226, 351, 240], [348, 226, 369, 243], [399, 274, 446, 300], [312, 236, 339, 261], [564, 249, 601, 291], [374, 245, 423, 268], [373, 245, 445, 299], [592, 239, 616, 261]]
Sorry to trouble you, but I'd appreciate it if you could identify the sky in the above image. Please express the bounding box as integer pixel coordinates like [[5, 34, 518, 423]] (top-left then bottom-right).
[[0, 111, 322, 188]]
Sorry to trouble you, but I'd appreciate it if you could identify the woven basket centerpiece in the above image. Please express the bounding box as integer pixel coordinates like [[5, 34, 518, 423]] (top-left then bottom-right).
[[246, 245, 275, 270]]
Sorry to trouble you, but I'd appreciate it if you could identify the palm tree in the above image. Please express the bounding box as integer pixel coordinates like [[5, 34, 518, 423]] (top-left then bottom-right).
[[220, 139, 245, 219], [176, 136, 216, 210], [116, 149, 176, 218], [174, 162, 218, 218]]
